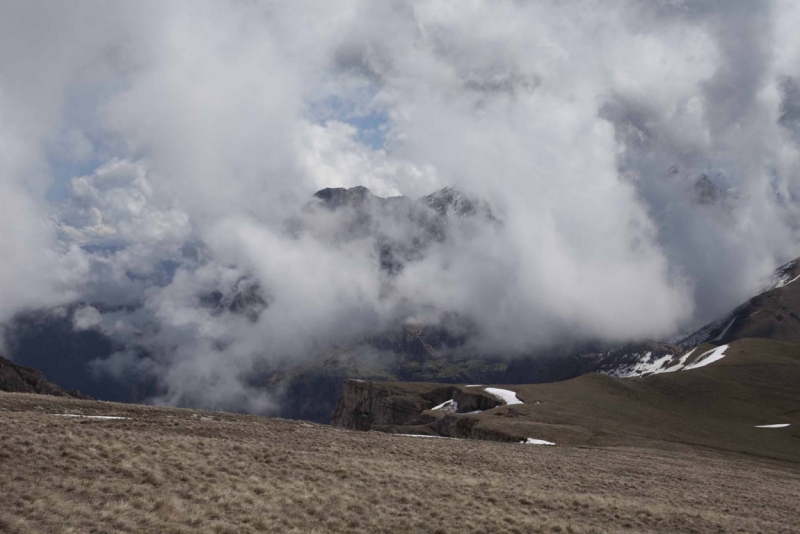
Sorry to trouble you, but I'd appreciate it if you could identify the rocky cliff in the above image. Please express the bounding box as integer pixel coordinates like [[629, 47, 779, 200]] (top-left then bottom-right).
[[331, 379, 504, 433], [331, 380, 455, 430]]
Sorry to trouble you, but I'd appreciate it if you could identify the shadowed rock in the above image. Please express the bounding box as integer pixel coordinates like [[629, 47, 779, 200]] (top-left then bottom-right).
[[0, 356, 88, 399]]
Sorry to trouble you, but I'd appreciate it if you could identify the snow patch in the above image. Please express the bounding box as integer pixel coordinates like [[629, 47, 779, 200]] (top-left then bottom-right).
[[431, 399, 458, 411], [616, 352, 672, 377], [484, 387, 523, 405], [605, 350, 685, 377], [607, 343, 734, 377], [396, 434, 455, 439], [522, 438, 555, 446], [777, 274, 800, 289], [660, 348, 696, 373], [684, 345, 729, 370], [52, 414, 129, 420], [755, 424, 790, 428]]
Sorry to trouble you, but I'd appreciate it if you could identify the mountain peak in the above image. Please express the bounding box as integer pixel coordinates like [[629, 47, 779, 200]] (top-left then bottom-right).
[[313, 186, 374, 209], [694, 174, 726, 205], [421, 186, 476, 217]]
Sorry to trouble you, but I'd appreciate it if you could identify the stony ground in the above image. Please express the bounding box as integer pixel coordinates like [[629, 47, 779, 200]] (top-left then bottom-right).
[[1, 392, 799, 534]]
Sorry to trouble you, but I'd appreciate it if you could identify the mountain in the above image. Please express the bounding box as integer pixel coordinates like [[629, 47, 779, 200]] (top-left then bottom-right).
[[294, 185, 496, 273], [693, 173, 728, 205], [422, 185, 488, 217], [4, 184, 800, 425], [1, 185, 510, 419]]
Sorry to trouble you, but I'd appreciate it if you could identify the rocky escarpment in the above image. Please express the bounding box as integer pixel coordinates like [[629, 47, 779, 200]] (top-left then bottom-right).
[[331, 379, 505, 435], [428, 412, 527, 442], [331, 380, 456, 431], [0, 356, 88, 398]]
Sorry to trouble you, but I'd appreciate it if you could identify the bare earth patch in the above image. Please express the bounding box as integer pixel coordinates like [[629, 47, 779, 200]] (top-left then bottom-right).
[[0, 392, 798, 534]]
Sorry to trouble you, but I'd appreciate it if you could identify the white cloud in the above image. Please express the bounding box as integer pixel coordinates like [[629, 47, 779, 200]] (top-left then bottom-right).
[[73, 305, 102, 331]]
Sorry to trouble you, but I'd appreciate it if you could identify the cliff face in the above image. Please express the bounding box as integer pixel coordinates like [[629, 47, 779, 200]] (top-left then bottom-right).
[[331, 380, 455, 430], [452, 388, 502, 413], [0, 356, 87, 398], [428, 413, 524, 442], [330, 379, 504, 433]]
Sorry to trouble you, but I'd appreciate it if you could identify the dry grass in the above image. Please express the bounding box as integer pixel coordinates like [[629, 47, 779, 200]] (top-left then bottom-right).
[[0, 393, 798, 534]]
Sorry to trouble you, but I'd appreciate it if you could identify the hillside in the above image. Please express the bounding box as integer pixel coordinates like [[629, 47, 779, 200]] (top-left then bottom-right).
[[333, 338, 800, 463], [1, 392, 799, 533]]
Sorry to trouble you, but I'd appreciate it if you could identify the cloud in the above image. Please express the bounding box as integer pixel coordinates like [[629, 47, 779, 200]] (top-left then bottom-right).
[[1, 0, 800, 412], [73, 305, 102, 331]]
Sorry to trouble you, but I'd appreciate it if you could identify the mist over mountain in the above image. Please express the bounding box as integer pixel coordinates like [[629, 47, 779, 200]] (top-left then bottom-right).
[[3, 0, 800, 414]]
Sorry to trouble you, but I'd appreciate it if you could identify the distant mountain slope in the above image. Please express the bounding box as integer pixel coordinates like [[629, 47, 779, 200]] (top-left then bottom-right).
[[594, 257, 800, 377], [0, 356, 87, 398], [333, 338, 800, 463], [679, 259, 800, 346]]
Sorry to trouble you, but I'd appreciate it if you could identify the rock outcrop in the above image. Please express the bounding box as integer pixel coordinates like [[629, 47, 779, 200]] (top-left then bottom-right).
[[331, 379, 506, 436], [0, 356, 88, 398], [331, 379, 455, 430]]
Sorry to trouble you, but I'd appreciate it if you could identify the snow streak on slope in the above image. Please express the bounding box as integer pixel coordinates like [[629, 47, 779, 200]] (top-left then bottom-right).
[[712, 317, 737, 342], [661, 348, 696, 373], [684, 345, 729, 370]]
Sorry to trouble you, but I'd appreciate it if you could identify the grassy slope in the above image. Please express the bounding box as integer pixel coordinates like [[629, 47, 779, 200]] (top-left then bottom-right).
[[358, 338, 800, 462], [456, 338, 800, 462], [1, 392, 800, 534]]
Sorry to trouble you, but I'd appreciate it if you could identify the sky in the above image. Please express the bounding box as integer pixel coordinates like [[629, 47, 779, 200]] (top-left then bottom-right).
[[2, 0, 800, 412]]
